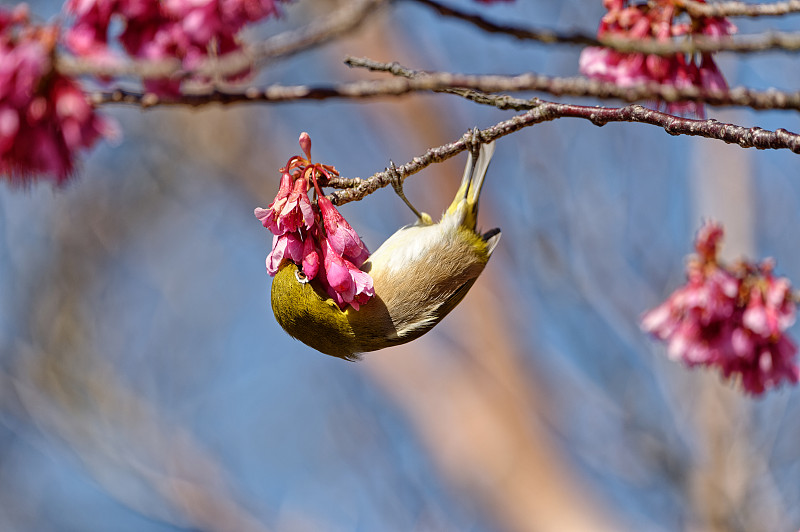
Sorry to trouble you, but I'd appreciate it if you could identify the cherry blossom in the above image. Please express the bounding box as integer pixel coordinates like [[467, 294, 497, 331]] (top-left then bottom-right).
[[279, 177, 315, 233], [63, 0, 289, 94], [579, 0, 736, 116], [254, 132, 373, 311], [317, 195, 370, 267], [0, 7, 113, 184], [266, 232, 304, 276], [320, 237, 374, 311], [300, 234, 320, 280], [255, 172, 293, 232], [642, 221, 799, 395]]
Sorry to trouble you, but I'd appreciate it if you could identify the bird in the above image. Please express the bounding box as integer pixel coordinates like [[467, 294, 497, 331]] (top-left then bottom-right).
[[270, 139, 500, 360]]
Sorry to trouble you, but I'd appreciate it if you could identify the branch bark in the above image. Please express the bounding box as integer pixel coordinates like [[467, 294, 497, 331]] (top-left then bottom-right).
[[406, 0, 800, 55], [88, 69, 800, 112], [322, 106, 800, 206], [679, 0, 800, 17]]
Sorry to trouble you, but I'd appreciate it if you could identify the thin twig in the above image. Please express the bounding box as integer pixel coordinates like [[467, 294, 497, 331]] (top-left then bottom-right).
[[326, 124, 519, 205], [248, 0, 389, 68], [679, 0, 800, 18], [57, 0, 387, 80], [88, 67, 800, 112], [325, 107, 800, 206], [600, 32, 800, 55], [347, 57, 800, 151], [406, 0, 800, 55], [320, 59, 800, 206], [55, 56, 183, 80], [404, 0, 599, 46]]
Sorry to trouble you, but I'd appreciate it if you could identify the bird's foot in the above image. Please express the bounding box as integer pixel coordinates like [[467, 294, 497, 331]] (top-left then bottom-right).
[[388, 161, 430, 223], [465, 127, 483, 161]]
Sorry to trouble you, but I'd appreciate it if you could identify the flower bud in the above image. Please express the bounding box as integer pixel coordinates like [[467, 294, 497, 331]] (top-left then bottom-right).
[[299, 132, 312, 160]]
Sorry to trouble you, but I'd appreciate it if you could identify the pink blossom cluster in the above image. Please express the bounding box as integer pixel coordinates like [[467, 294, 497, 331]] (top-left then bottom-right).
[[64, 0, 288, 94], [0, 5, 113, 184], [255, 133, 374, 311], [642, 221, 799, 395], [579, 0, 735, 116]]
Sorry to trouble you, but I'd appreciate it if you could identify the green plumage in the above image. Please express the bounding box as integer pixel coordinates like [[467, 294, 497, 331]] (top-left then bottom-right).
[[271, 142, 501, 360]]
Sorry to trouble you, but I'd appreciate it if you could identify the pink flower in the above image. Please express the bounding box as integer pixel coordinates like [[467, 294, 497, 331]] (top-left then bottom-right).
[[62, 0, 115, 57], [699, 54, 728, 93], [64, 0, 288, 95], [317, 195, 370, 267], [694, 219, 724, 261], [264, 229, 320, 278], [255, 172, 292, 232], [217, 0, 285, 29], [579, 0, 736, 117], [0, 12, 113, 184], [255, 132, 374, 311], [700, 16, 737, 38], [279, 177, 316, 233], [254, 173, 315, 235], [579, 47, 648, 87], [266, 232, 304, 275], [743, 267, 796, 339], [641, 221, 799, 395], [738, 336, 799, 396], [301, 235, 320, 280], [320, 238, 374, 311]]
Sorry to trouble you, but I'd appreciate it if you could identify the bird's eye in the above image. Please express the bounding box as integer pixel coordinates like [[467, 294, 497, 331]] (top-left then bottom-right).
[[295, 269, 309, 284]]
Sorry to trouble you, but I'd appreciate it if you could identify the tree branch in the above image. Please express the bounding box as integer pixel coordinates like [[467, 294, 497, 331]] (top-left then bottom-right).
[[88, 66, 800, 112], [679, 0, 800, 18], [406, 0, 800, 55], [600, 31, 800, 55], [55, 0, 800, 84], [404, 0, 599, 46], [346, 57, 800, 148], [323, 104, 800, 206], [248, 0, 389, 67]]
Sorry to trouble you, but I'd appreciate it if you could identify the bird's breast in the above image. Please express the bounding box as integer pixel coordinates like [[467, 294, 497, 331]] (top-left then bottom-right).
[[357, 219, 490, 342]]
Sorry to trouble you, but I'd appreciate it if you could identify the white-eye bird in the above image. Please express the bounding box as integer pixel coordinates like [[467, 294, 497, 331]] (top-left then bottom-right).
[[271, 141, 500, 360]]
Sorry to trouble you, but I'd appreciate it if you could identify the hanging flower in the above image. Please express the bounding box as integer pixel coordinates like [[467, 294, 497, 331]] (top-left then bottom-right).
[[319, 237, 374, 311], [317, 195, 370, 267], [255, 172, 293, 232], [254, 132, 374, 311], [579, 0, 736, 117], [279, 176, 315, 233], [63, 0, 290, 95], [266, 232, 304, 276], [0, 7, 114, 184], [300, 234, 320, 280], [642, 221, 799, 395]]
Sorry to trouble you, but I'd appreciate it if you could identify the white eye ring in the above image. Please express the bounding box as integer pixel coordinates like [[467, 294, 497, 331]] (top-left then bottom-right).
[[295, 269, 309, 284]]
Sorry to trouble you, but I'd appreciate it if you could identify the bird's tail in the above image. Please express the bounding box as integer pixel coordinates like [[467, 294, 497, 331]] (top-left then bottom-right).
[[446, 141, 496, 230]]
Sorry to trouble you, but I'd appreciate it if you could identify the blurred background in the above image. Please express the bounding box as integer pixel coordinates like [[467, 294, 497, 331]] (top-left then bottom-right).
[[2, 0, 800, 530]]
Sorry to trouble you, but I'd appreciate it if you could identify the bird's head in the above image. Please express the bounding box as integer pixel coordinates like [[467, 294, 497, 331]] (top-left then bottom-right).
[[270, 261, 356, 358], [270, 261, 399, 360]]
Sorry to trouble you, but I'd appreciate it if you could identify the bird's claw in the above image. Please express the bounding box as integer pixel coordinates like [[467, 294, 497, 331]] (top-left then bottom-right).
[[465, 127, 483, 161], [388, 161, 425, 221]]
